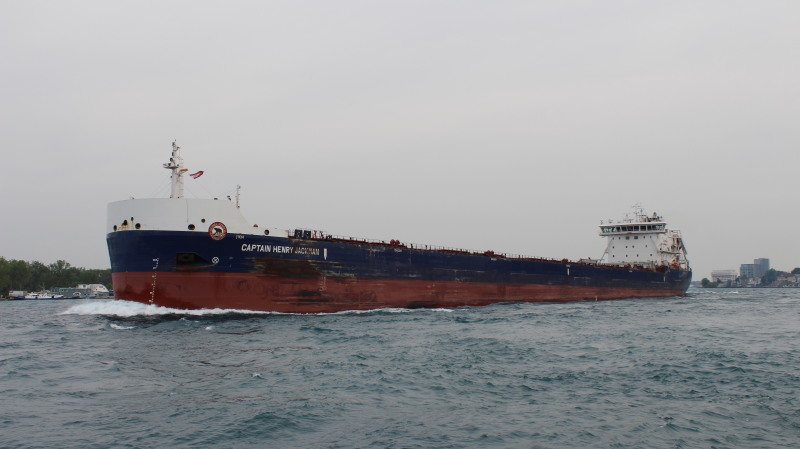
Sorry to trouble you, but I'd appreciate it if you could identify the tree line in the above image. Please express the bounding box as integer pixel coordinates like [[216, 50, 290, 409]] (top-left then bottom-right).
[[0, 257, 111, 295]]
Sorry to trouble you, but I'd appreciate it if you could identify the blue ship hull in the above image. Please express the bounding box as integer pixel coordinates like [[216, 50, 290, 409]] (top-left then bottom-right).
[[107, 230, 692, 313]]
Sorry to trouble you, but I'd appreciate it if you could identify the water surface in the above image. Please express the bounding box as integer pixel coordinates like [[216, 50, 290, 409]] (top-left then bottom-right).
[[2, 288, 798, 448]]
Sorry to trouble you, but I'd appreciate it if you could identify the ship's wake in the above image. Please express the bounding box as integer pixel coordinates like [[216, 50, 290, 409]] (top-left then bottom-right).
[[60, 300, 453, 318], [60, 300, 282, 317]]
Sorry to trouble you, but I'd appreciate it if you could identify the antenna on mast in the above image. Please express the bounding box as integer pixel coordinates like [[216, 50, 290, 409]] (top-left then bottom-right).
[[163, 141, 186, 198]]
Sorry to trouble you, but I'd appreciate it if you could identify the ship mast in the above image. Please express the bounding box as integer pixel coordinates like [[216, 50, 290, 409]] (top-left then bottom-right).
[[163, 141, 187, 198]]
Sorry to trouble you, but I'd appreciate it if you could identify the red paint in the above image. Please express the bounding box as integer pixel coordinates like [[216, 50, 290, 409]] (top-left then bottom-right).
[[113, 272, 686, 313]]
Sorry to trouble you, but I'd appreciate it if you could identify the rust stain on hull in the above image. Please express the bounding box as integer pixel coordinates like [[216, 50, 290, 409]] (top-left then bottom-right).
[[113, 272, 686, 314]]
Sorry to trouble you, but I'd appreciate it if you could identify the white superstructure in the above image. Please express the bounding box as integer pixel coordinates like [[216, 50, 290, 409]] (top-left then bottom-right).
[[107, 142, 289, 238], [599, 206, 689, 269]]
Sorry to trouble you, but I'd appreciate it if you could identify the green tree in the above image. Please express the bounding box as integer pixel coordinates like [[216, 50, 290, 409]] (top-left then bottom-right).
[[791, 267, 800, 275], [28, 261, 51, 291], [49, 260, 74, 288], [0, 257, 112, 294], [0, 257, 11, 294], [8, 259, 31, 291], [760, 268, 778, 286], [700, 277, 720, 288], [79, 268, 112, 286]]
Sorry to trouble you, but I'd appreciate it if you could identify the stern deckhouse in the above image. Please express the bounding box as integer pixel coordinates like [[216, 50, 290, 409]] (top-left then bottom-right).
[[599, 206, 689, 270]]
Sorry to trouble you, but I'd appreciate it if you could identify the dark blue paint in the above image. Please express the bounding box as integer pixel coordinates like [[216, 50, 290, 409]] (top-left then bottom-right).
[[107, 230, 692, 291]]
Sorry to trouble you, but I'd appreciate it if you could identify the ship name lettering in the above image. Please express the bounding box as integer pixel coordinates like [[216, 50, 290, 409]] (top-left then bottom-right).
[[240, 244, 319, 256], [241, 244, 273, 252]]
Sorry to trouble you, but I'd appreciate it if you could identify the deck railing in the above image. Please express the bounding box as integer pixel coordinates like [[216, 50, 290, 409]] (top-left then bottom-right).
[[291, 229, 667, 270]]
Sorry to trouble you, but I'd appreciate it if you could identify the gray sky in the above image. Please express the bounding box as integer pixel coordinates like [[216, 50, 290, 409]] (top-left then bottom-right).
[[2, 0, 798, 279]]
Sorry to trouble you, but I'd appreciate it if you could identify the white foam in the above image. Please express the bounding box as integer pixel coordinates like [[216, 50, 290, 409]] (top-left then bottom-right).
[[60, 300, 457, 317], [60, 300, 279, 317], [334, 307, 454, 315], [109, 323, 135, 330], [336, 307, 409, 314]]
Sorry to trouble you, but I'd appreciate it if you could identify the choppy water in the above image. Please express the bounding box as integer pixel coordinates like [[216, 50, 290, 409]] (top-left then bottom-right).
[[2, 288, 799, 449]]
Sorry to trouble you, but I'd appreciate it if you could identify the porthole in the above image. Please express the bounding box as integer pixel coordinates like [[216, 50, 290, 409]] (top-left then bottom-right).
[[188, 224, 196, 230], [135, 223, 141, 230], [201, 218, 206, 223], [264, 230, 270, 235]]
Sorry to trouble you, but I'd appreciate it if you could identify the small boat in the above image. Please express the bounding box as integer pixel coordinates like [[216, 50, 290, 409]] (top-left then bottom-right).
[[19, 291, 66, 300]]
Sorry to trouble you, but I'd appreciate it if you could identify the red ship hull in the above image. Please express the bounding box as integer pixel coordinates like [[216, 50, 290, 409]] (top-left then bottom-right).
[[113, 272, 688, 313]]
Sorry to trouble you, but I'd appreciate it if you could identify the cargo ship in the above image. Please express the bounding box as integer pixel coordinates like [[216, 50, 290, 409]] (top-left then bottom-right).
[[106, 143, 691, 313]]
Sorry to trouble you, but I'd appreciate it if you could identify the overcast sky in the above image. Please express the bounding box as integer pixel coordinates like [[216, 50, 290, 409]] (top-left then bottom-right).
[[1, 0, 798, 279]]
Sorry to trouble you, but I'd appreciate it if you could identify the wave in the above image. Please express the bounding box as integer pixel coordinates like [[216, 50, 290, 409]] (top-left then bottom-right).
[[332, 307, 454, 315], [60, 300, 454, 317], [60, 300, 281, 317]]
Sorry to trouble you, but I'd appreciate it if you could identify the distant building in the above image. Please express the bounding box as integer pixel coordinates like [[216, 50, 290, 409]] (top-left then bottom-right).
[[740, 264, 755, 279], [754, 258, 770, 278], [711, 270, 737, 283]]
